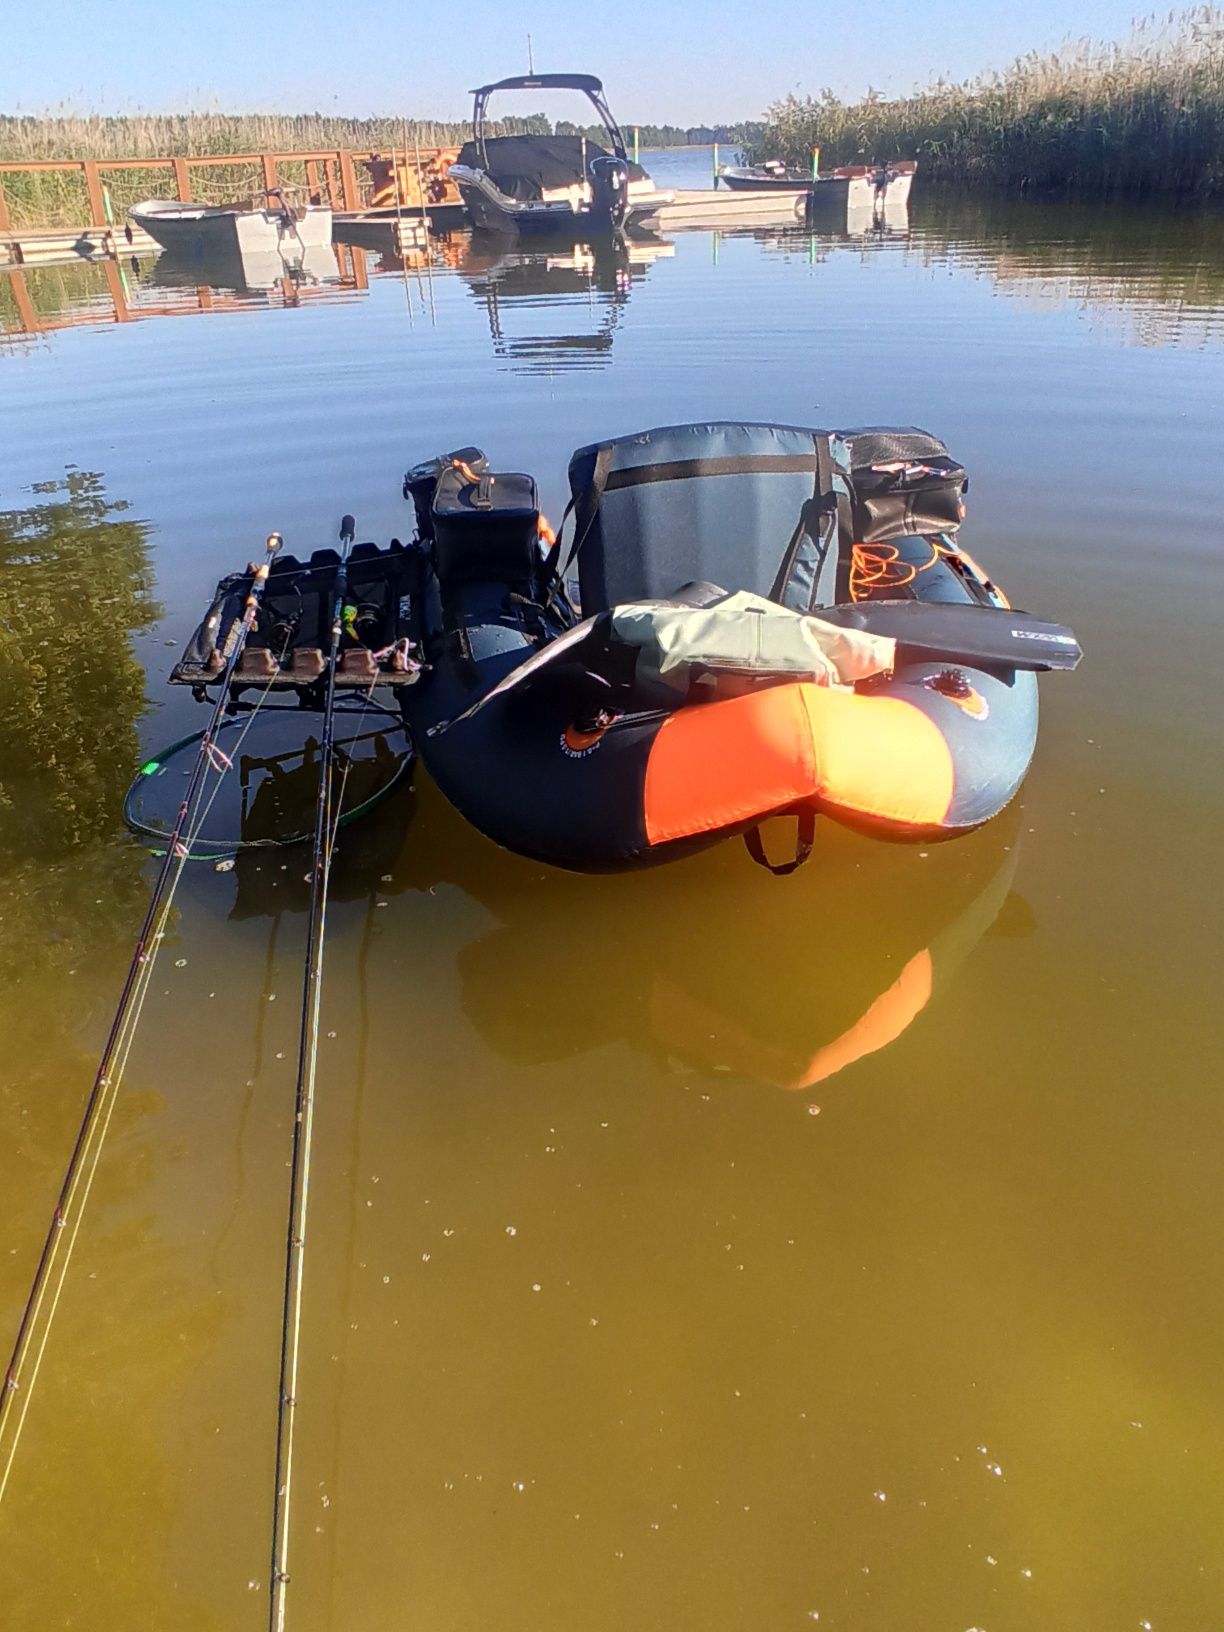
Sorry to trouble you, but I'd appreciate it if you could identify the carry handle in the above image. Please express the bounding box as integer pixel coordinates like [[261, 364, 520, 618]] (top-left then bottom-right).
[[744, 810, 816, 875]]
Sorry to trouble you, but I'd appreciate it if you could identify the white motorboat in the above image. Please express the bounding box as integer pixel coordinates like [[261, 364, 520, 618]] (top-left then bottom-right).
[[448, 73, 672, 237], [128, 193, 332, 258], [719, 159, 916, 220]]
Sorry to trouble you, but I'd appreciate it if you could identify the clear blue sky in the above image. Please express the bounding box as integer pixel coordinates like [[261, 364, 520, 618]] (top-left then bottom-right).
[[2, 0, 1160, 124]]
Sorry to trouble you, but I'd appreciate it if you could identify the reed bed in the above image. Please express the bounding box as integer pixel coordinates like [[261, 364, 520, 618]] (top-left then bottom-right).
[[750, 8, 1224, 196]]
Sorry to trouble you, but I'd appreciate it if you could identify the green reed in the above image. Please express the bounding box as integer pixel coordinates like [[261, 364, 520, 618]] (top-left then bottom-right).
[[749, 8, 1224, 196]]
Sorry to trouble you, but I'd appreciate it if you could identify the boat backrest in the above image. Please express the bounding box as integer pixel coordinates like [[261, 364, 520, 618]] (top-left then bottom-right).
[[565, 421, 843, 613], [564, 420, 967, 614]]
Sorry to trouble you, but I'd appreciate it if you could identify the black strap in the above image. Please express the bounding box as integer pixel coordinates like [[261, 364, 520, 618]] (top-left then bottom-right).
[[744, 809, 816, 875], [768, 433, 837, 605], [541, 495, 576, 585], [559, 441, 616, 583], [602, 452, 822, 490]]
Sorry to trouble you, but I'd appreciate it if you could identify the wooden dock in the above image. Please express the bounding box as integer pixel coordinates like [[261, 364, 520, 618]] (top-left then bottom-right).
[[0, 144, 464, 269]]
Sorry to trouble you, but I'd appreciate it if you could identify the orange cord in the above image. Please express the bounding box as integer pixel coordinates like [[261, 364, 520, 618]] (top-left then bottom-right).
[[849, 537, 958, 601], [450, 457, 484, 485]]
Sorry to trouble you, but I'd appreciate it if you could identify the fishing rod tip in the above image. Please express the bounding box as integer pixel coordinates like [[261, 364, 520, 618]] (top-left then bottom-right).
[[339, 515, 356, 543]]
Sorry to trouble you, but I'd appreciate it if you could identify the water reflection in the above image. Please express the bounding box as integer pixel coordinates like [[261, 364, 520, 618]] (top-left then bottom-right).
[[914, 194, 1224, 347], [374, 779, 1026, 1094], [458, 231, 676, 373], [0, 241, 369, 341], [7, 195, 1224, 355], [0, 471, 157, 865], [0, 472, 158, 1312], [147, 239, 347, 295]]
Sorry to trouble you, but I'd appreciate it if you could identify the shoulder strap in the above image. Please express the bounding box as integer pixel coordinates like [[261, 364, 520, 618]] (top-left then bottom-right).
[[559, 441, 616, 582], [744, 809, 816, 875], [768, 434, 837, 606]]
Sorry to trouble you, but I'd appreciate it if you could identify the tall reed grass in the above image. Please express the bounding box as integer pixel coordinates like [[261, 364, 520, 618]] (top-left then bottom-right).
[[750, 8, 1224, 196]]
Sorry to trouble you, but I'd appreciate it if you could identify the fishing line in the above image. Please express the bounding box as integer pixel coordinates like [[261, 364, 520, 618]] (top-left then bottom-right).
[[0, 534, 285, 1509], [268, 516, 359, 1630]]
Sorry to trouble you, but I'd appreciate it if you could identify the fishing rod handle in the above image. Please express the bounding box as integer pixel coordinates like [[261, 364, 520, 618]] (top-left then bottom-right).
[[244, 534, 283, 610]]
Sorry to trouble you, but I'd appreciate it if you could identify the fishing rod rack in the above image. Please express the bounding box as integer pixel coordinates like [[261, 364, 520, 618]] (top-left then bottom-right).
[[171, 540, 422, 708]]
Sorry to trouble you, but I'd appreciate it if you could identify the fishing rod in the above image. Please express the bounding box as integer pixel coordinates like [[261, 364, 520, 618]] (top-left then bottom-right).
[[268, 513, 355, 1629], [0, 531, 284, 1507]]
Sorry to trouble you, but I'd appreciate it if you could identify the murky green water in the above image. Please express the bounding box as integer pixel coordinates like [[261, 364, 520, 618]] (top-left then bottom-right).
[[3, 160, 1224, 1630]]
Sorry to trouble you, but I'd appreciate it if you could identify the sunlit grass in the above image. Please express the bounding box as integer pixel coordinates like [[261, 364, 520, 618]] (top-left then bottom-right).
[[751, 8, 1224, 196]]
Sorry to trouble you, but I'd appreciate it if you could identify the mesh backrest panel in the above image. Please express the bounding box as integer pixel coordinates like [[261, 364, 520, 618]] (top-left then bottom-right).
[[836, 427, 950, 467], [568, 423, 826, 612]]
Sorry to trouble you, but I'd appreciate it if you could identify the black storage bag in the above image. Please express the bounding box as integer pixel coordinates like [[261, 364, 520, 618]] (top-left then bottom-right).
[[835, 427, 967, 544]]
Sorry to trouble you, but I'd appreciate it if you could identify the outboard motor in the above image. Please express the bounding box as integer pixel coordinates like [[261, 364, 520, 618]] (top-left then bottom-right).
[[589, 155, 630, 233]]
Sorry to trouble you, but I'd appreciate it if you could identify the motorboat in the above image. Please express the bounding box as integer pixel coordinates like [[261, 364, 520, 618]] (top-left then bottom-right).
[[720, 159, 916, 219], [719, 159, 819, 192], [127, 192, 332, 258], [448, 73, 672, 236], [458, 232, 675, 371]]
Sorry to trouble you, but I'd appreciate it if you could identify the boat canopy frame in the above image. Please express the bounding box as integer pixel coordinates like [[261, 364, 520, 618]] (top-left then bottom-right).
[[469, 73, 628, 167]]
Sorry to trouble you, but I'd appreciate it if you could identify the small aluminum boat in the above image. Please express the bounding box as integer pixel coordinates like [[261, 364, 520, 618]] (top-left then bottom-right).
[[128, 193, 333, 258], [720, 160, 916, 218]]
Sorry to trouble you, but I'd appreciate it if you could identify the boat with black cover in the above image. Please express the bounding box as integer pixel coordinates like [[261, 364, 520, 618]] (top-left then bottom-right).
[[448, 73, 671, 236]]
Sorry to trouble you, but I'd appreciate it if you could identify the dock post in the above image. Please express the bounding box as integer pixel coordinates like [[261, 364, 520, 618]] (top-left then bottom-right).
[[82, 161, 107, 228], [0, 176, 11, 235], [811, 145, 820, 179], [9, 270, 40, 333], [263, 153, 279, 194], [712, 140, 719, 183], [102, 258, 132, 322], [632, 126, 639, 164], [173, 158, 192, 202], [339, 149, 360, 211]]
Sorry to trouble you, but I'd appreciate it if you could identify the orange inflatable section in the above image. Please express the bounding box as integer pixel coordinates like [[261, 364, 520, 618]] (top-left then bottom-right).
[[787, 947, 933, 1088], [643, 682, 955, 845]]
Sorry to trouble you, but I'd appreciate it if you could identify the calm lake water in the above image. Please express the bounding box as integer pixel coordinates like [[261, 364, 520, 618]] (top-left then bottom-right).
[[2, 151, 1224, 1630]]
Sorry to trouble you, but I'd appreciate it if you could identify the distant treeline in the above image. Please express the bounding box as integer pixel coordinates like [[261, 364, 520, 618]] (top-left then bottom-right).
[[0, 111, 760, 163], [750, 8, 1224, 196]]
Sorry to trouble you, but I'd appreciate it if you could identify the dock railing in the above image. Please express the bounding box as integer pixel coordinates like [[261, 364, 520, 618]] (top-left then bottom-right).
[[0, 146, 461, 235]]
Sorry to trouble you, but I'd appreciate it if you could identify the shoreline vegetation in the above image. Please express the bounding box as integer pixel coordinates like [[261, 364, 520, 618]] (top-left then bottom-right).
[[0, 113, 760, 163], [0, 113, 760, 229], [2, 10, 1222, 215], [750, 9, 1224, 197]]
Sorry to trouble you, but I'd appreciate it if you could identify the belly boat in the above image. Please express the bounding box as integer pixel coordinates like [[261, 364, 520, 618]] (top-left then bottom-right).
[[170, 421, 1077, 874], [397, 422, 1079, 871]]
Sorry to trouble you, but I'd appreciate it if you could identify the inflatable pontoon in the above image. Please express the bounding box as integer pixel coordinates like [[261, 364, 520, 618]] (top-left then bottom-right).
[[170, 422, 1079, 874]]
